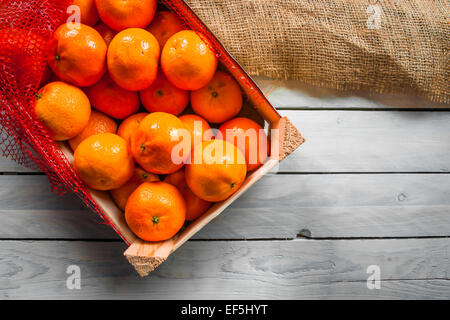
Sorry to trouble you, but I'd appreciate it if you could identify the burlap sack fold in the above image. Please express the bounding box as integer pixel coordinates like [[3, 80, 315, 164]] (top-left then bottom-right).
[[184, 0, 449, 103]]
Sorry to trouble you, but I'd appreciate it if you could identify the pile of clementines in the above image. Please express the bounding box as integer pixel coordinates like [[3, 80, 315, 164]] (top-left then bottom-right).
[[34, 0, 269, 242]]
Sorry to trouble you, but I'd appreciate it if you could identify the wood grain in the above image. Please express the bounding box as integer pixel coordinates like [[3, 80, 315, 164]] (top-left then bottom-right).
[[1, 83, 449, 298], [1, 111, 449, 173], [0, 239, 448, 299], [255, 77, 450, 110], [0, 174, 449, 240], [279, 110, 450, 173], [0, 157, 36, 172]]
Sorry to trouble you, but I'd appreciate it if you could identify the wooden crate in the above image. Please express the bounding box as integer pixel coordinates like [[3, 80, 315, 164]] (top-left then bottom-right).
[[59, 0, 305, 277]]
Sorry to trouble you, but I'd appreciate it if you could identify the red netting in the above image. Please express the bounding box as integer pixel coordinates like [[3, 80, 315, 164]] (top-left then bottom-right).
[[0, 0, 279, 245], [0, 0, 123, 240]]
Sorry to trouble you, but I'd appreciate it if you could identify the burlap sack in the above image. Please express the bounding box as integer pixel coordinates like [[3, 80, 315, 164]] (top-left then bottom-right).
[[184, 0, 449, 103]]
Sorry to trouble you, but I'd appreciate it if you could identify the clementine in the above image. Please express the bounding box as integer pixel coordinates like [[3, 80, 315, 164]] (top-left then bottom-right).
[[69, 0, 99, 26], [125, 182, 186, 241], [95, 0, 157, 31], [107, 28, 160, 91], [74, 133, 134, 190], [131, 112, 190, 174], [161, 30, 217, 90], [179, 114, 213, 153], [48, 23, 107, 87], [68, 110, 117, 151], [191, 71, 243, 123], [86, 73, 140, 119], [218, 118, 269, 172], [147, 11, 185, 50], [35, 81, 91, 141], [185, 140, 247, 202], [94, 22, 117, 45], [111, 167, 159, 211], [165, 169, 211, 221], [139, 70, 189, 116], [117, 112, 148, 146]]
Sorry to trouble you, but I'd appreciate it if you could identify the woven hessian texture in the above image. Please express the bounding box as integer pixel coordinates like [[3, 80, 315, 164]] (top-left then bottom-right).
[[184, 0, 449, 103]]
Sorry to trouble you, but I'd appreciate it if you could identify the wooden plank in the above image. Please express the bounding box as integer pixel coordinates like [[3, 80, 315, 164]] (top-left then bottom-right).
[[0, 175, 117, 239], [1, 110, 450, 174], [1, 110, 449, 173], [255, 77, 450, 110], [201, 173, 450, 239], [0, 174, 449, 239], [0, 131, 40, 172], [0, 157, 37, 172], [0, 239, 448, 299], [279, 110, 450, 173]]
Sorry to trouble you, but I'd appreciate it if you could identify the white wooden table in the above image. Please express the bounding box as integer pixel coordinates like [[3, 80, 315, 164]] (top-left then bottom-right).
[[0, 77, 449, 299]]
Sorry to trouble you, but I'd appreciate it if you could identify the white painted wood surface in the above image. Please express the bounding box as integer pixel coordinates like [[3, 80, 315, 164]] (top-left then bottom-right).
[[2, 110, 450, 173], [0, 79, 449, 299], [256, 78, 450, 110], [0, 174, 449, 239], [279, 111, 450, 173], [0, 239, 448, 299]]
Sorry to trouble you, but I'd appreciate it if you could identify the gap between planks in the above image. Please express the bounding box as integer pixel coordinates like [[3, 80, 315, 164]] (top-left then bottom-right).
[[0, 236, 448, 241], [2, 172, 450, 175], [277, 107, 450, 111]]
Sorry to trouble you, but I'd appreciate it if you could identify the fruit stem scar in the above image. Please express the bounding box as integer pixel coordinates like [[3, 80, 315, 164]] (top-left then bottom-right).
[[55, 55, 60, 61], [35, 93, 42, 99], [231, 182, 236, 188], [156, 90, 163, 97], [140, 144, 146, 152], [152, 216, 159, 224], [211, 91, 218, 98], [142, 173, 148, 179]]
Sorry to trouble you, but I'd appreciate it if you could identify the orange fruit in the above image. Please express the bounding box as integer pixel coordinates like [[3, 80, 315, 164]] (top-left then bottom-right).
[[69, 0, 99, 26], [68, 110, 117, 151], [73, 133, 134, 190], [0, 28, 45, 86], [179, 114, 213, 153], [218, 117, 269, 172], [95, 0, 157, 31], [147, 11, 185, 50], [185, 140, 247, 202], [131, 112, 190, 174], [139, 70, 189, 115], [94, 22, 117, 45], [191, 71, 243, 123], [125, 182, 186, 241], [107, 28, 160, 91], [34, 81, 91, 141], [111, 167, 159, 211], [165, 169, 211, 221], [161, 30, 217, 90], [86, 73, 140, 119], [117, 112, 148, 146], [48, 23, 107, 87]]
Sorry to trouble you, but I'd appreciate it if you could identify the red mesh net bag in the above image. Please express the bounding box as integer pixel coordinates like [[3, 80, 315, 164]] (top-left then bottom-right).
[[0, 0, 123, 238], [0, 0, 278, 244]]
